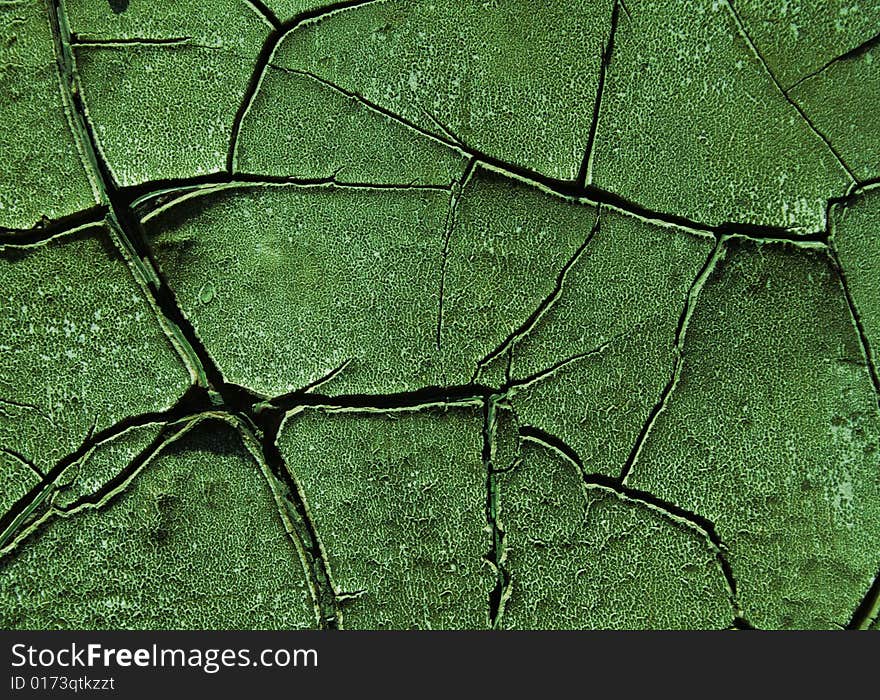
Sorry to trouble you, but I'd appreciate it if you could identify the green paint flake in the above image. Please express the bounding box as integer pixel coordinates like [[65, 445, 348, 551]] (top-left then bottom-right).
[[498, 444, 732, 630], [278, 409, 492, 629], [592, 0, 852, 231], [0, 0, 97, 229], [145, 183, 449, 395], [1, 2, 879, 630], [627, 238, 880, 629], [75, 45, 261, 187], [789, 43, 880, 183], [833, 188, 880, 354], [236, 68, 467, 185], [734, 0, 880, 89], [273, 0, 614, 180], [0, 224, 190, 474], [505, 209, 713, 476], [0, 419, 317, 629]]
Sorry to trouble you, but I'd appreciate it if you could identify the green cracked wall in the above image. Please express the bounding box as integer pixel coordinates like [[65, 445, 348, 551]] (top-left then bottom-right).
[[0, 0, 879, 631]]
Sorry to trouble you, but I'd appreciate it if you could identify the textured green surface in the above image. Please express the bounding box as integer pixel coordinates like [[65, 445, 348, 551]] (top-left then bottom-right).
[[0, 419, 317, 629], [0, 0, 878, 630], [627, 238, 880, 629], [0, 0, 97, 228], [499, 443, 731, 630], [279, 409, 492, 629]]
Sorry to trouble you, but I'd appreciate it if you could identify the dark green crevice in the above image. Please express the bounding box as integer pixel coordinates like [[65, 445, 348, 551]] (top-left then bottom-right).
[[250, 408, 341, 629], [475, 210, 602, 380], [520, 425, 746, 625], [0, 384, 213, 552], [484, 397, 510, 629], [0, 205, 108, 246], [847, 566, 880, 629], [264, 383, 493, 414], [243, 0, 281, 29], [226, 0, 391, 173], [576, 0, 621, 189], [69, 35, 193, 45]]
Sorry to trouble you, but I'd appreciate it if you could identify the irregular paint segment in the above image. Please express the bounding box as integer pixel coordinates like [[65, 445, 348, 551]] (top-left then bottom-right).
[[146, 183, 447, 396], [628, 238, 880, 629], [273, 0, 615, 179], [592, 0, 851, 230], [0, 0, 97, 228], [278, 409, 492, 629], [0, 224, 189, 479], [0, 420, 317, 629]]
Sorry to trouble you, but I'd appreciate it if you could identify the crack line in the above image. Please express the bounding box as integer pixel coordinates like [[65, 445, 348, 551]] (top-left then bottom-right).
[[785, 31, 880, 93], [436, 157, 478, 352], [726, 0, 857, 184], [619, 238, 724, 483], [519, 426, 745, 623], [226, 0, 390, 173], [576, 0, 621, 189], [474, 209, 601, 379]]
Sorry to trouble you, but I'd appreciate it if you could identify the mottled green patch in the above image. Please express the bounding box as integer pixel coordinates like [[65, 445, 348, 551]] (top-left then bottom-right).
[[273, 0, 614, 180], [145, 183, 448, 395], [0, 224, 189, 474], [499, 443, 732, 630], [0, 0, 97, 228], [592, 0, 851, 230], [627, 238, 880, 629], [278, 408, 491, 629]]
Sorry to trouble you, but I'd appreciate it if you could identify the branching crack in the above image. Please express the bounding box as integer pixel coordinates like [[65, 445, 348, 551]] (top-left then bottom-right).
[[725, 0, 857, 184], [0, 205, 108, 247], [618, 239, 724, 483], [226, 0, 390, 173], [474, 210, 601, 380], [520, 426, 746, 624], [785, 31, 880, 93], [848, 566, 880, 629], [0, 385, 214, 554]]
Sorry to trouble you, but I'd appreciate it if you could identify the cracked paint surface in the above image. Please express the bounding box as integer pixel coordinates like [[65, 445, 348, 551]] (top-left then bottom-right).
[[0, 0, 878, 630]]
